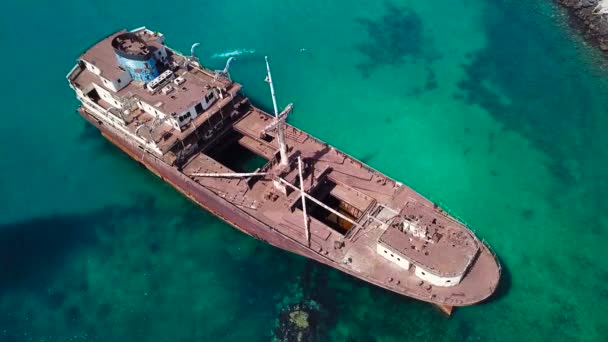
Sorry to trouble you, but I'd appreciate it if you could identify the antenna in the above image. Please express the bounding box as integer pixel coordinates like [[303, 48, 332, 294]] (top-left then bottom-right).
[[265, 56, 289, 166]]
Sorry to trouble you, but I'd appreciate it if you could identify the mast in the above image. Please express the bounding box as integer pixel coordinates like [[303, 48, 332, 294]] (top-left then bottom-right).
[[265, 56, 289, 166], [297, 156, 310, 246]]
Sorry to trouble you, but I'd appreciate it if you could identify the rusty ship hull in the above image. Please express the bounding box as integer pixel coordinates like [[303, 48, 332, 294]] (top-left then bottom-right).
[[68, 28, 500, 314], [76, 103, 500, 308]]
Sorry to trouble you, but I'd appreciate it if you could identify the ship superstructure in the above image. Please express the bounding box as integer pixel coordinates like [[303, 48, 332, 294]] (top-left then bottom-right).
[[67, 27, 500, 313]]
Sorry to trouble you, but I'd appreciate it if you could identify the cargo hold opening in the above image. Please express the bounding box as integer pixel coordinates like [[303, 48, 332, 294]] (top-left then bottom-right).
[[205, 130, 268, 173], [298, 178, 365, 235]]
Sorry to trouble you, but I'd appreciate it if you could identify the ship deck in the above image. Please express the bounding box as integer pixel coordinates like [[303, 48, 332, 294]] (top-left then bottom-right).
[[179, 106, 500, 306]]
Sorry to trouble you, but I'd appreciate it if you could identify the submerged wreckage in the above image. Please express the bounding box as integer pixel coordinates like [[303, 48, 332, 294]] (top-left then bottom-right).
[[67, 28, 500, 314]]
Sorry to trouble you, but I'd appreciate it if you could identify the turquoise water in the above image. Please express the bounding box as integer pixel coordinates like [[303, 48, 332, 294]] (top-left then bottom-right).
[[1, 0, 607, 340]]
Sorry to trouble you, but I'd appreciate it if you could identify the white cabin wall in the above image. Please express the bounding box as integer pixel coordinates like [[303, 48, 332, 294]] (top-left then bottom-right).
[[93, 83, 122, 108], [178, 104, 197, 121], [201, 89, 217, 110], [98, 69, 131, 92], [111, 69, 132, 91], [175, 89, 217, 124], [176, 111, 193, 127], [83, 58, 132, 92], [377, 244, 411, 270], [99, 76, 118, 92], [413, 266, 462, 287], [138, 100, 168, 119], [83, 60, 101, 75]]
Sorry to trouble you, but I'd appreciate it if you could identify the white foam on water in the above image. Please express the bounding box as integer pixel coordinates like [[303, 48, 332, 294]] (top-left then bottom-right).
[[211, 49, 256, 58]]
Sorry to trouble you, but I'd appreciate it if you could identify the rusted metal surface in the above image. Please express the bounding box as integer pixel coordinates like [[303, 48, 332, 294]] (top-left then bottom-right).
[[434, 303, 454, 316]]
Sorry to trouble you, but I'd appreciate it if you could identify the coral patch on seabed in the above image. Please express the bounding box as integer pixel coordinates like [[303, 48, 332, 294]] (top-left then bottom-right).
[[354, 2, 438, 78], [272, 302, 320, 342]]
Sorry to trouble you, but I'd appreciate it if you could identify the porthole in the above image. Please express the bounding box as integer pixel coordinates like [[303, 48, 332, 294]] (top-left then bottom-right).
[[384, 250, 387, 254], [446, 280, 451, 283], [390, 254, 394, 257], [397, 258, 401, 261], [421, 272, 426, 275]]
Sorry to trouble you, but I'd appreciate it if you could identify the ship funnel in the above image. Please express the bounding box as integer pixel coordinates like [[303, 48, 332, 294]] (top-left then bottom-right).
[[112, 32, 160, 83]]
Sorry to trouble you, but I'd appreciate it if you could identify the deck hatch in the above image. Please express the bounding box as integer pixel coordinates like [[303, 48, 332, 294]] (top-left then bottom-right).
[[297, 178, 367, 235]]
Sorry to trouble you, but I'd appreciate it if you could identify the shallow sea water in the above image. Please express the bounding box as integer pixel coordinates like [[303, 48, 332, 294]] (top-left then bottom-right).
[[1, 0, 607, 341]]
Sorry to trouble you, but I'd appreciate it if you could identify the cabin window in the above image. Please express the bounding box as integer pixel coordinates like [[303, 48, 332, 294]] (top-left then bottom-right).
[[205, 92, 215, 102], [195, 103, 203, 114], [446, 280, 451, 283], [117, 79, 122, 84], [421, 272, 426, 275]]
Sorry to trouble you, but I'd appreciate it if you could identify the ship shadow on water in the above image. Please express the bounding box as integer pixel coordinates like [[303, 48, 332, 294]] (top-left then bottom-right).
[[0, 213, 98, 294], [77, 120, 120, 156], [0, 196, 158, 295], [481, 254, 512, 305]]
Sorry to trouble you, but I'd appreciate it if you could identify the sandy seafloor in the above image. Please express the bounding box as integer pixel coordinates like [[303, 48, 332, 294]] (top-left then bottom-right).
[[1, 0, 607, 341]]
